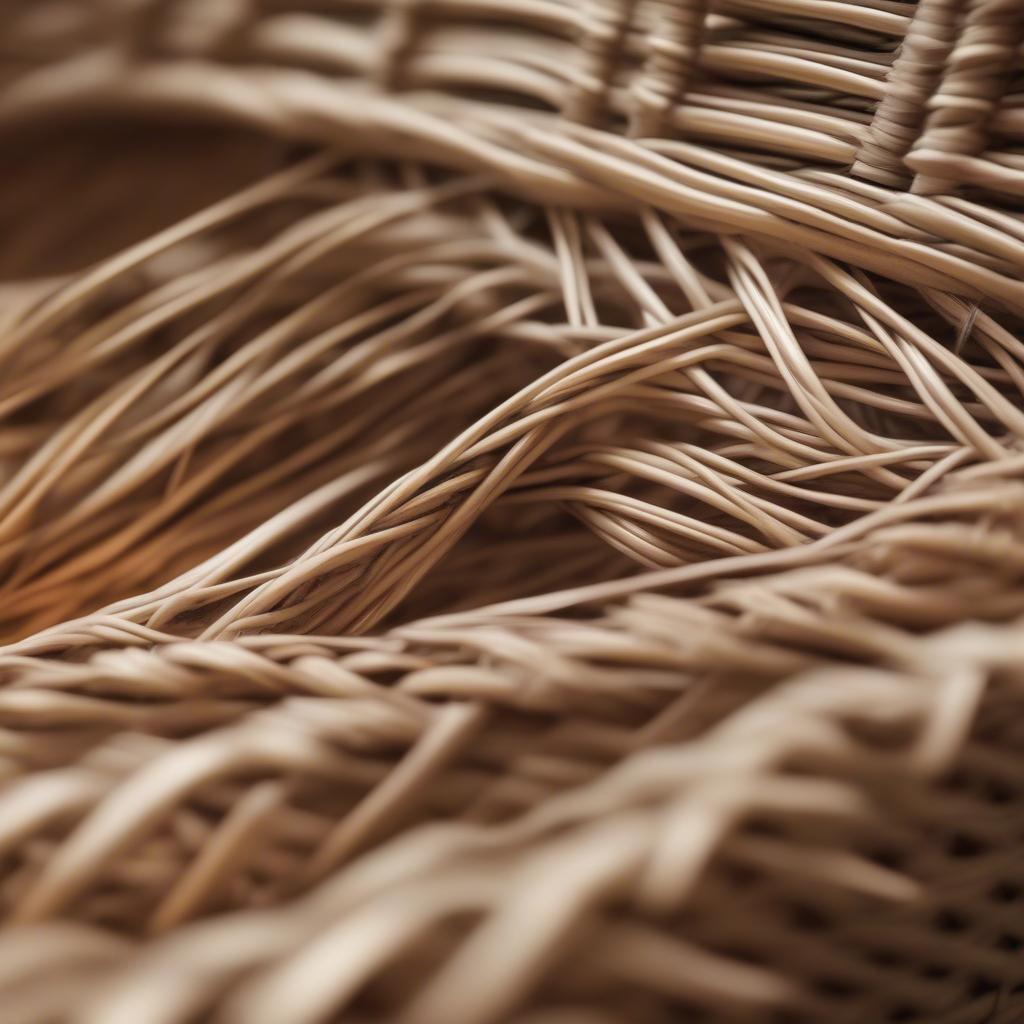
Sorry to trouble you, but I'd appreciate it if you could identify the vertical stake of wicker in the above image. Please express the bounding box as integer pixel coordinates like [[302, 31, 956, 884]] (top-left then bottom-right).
[[564, 0, 640, 128], [375, 0, 425, 92], [850, 0, 959, 188], [628, 0, 709, 139], [907, 0, 1024, 196]]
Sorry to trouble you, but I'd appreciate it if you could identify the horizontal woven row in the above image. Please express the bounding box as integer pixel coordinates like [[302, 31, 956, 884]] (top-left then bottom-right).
[[3, 0, 1024, 202]]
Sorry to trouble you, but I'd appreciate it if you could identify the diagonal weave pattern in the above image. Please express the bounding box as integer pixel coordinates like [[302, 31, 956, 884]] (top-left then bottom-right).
[[2, 2, 1024, 1023]]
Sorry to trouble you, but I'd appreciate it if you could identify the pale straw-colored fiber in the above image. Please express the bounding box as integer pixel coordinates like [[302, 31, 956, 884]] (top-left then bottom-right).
[[2, 2, 1024, 1022]]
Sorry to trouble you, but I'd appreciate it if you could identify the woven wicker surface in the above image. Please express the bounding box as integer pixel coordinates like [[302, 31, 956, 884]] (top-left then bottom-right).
[[2, 2, 1024, 1022]]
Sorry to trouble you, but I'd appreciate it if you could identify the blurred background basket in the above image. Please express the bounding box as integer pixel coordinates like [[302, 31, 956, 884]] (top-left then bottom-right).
[[1, 2, 1024, 1023]]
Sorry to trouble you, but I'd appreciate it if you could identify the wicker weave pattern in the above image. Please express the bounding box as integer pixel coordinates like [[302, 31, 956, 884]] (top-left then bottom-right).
[[3, 1, 1021, 194], [3, 2, 1024, 304], [2, 2, 1024, 1023]]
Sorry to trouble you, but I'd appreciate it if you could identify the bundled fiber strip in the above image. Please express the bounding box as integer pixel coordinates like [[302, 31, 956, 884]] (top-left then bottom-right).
[[2, 2, 1024, 1022]]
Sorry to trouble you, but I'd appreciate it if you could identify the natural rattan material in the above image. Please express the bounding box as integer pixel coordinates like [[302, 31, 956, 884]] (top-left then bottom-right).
[[2, 2, 1024, 1023]]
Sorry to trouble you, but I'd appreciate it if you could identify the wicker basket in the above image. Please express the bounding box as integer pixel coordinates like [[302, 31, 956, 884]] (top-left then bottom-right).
[[2, 2, 1024, 1022]]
